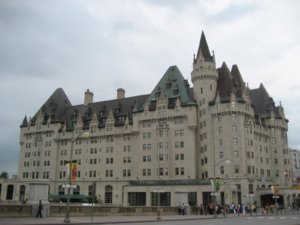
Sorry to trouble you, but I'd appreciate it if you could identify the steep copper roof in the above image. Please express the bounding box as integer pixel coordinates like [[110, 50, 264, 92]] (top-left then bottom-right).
[[20, 116, 28, 128], [30, 88, 72, 125], [23, 66, 197, 130], [231, 64, 245, 99], [250, 83, 276, 118], [195, 31, 213, 62], [61, 94, 149, 131], [217, 62, 234, 102], [146, 65, 196, 109]]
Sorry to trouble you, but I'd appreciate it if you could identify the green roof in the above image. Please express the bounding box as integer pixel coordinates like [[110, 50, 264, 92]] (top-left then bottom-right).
[[145, 65, 196, 107], [129, 179, 210, 186]]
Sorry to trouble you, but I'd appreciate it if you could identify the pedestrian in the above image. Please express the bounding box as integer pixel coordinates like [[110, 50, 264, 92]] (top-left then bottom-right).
[[196, 203, 200, 214], [199, 204, 204, 215], [181, 203, 185, 215], [36, 200, 43, 218], [177, 203, 181, 215]]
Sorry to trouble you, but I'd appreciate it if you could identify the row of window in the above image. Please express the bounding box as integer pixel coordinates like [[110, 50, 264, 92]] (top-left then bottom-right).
[[55, 167, 187, 180], [142, 129, 184, 139], [24, 150, 51, 158], [24, 131, 53, 140], [23, 160, 50, 167], [142, 118, 184, 128]]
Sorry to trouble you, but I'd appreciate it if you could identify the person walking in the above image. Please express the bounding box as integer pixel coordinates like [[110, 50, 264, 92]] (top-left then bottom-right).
[[36, 200, 43, 218]]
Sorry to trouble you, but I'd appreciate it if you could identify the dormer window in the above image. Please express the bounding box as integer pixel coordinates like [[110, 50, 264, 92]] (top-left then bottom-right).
[[155, 91, 160, 98], [173, 88, 179, 95]]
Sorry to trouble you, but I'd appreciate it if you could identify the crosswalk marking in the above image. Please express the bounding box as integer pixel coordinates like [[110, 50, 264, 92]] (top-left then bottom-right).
[[246, 216, 298, 220]]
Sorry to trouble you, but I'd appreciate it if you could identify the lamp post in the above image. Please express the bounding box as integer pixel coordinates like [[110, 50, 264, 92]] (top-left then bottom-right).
[[212, 159, 230, 217], [271, 184, 279, 214], [64, 128, 90, 223]]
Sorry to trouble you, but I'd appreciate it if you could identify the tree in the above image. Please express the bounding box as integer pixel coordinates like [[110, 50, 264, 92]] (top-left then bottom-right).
[[0, 171, 9, 179]]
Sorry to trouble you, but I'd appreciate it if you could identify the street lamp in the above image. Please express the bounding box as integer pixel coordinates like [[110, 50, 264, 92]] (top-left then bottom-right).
[[64, 130, 90, 223], [271, 184, 280, 214], [211, 159, 230, 217]]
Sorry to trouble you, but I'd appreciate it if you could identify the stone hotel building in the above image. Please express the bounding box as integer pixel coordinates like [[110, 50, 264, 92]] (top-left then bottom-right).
[[3, 32, 297, 207]]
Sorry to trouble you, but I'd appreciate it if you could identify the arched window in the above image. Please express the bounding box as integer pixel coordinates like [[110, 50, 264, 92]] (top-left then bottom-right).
[[6, 184, 14, 200], [105, 185, 113, 204]]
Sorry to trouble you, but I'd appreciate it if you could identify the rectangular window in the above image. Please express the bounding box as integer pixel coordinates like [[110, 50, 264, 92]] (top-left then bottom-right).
[[234, 165, 239, 174], [233, 138, 238, 145], [219, 151, 224, 159], [218, 127, 223, 134], [234, 151, 239, 158], [247, 166, 251, 174], [219, 139, 223, 146], [128, 192, 146, 206], [151, 192, 171, 206], [159, 142, 163, 149], [232, 125, 237, 133], [232, 113, 236, 120], [220, 166, 224, 175]]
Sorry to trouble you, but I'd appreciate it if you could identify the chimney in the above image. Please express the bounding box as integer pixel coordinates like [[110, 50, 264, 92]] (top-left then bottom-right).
[[117, 88, 125, 99], [84, 89, 93, 105]]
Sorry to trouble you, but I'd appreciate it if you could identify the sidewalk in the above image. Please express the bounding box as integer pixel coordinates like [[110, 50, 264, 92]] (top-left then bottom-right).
[[1, 211, 298, 225], [0, 214, 215, 225]]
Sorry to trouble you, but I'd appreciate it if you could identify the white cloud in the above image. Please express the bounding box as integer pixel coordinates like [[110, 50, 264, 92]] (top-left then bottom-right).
[[1, 0, 300, 176]]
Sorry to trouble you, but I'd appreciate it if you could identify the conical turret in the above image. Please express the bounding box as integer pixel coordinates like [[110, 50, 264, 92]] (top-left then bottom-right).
[[191, 31, 218, 103]]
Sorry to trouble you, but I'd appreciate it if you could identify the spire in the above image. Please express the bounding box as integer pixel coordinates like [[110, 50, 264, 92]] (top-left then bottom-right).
[[195, 31, 213, 62], [231, 65, 244, 87], [217, 62, 233, 99], [20, 116, 28, 128]]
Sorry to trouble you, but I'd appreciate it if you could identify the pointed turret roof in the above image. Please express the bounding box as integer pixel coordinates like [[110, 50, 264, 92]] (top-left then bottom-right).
[[231, 65, 245, 98], [217, 62, 233, 101], [250, 83, 276, 117], [196, 31, 213, 62], [20, 116, 28, 128]]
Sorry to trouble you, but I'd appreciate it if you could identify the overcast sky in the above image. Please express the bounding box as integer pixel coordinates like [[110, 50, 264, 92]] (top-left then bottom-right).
[[1, 0, 300, 176]]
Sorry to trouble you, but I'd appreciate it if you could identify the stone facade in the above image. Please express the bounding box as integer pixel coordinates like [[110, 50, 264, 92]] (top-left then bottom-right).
[[1, 32, 297, 208]]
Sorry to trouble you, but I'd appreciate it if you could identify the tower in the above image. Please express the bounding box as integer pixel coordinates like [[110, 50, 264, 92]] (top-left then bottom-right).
[[191, 32, 219, 180], [191, 31, 218, 104]]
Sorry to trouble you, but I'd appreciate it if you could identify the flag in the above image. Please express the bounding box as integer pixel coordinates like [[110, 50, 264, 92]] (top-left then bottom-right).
[[65, 160, 77, 181], [71, 161, 77, 181]]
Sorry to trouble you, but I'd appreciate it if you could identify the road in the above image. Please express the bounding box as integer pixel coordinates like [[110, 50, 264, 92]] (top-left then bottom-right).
[[110, 215, 300, 225]]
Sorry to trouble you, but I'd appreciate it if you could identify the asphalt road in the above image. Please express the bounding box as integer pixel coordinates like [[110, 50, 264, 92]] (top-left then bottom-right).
[[112, 215, 300, 225]]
